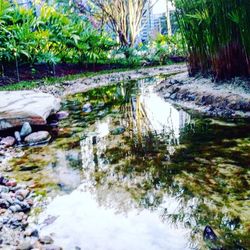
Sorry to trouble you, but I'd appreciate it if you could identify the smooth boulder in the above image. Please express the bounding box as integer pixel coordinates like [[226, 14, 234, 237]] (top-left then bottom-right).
[[0, 91, 60, 130], [24, 131, 51, 145]]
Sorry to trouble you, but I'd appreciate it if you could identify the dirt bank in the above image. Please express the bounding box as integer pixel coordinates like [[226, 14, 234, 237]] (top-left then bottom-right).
[[37, 64, 187, 97], [155, 72, 250, 118]]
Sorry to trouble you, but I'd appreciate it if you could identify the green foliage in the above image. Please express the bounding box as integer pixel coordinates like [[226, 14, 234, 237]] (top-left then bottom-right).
[[0, 0, 116, 78], [148, 33, 187, 64], [108, 33, 187, 67], [175, 0, 250, 80]]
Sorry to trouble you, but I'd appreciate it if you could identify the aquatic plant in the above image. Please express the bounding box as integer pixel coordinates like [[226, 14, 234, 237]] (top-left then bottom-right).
[[175, 0, 250, 80]]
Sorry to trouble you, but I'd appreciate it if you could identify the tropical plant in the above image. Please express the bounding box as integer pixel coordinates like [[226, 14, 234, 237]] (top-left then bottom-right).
[[0, 0, 116, 81], [175, 0, 250, 80]]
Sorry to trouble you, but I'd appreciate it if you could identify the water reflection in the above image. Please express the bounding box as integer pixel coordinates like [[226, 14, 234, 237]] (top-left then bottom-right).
[[39, 187, 190, 250], [7, 77, 250, 249]]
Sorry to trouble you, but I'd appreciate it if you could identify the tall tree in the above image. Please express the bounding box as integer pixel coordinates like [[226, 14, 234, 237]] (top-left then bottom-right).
[[79, 0, 158, 47], [165, 0, 172, 36]]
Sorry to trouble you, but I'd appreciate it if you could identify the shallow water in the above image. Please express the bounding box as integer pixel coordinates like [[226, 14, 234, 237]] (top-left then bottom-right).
[[7, 77, 250, 249]]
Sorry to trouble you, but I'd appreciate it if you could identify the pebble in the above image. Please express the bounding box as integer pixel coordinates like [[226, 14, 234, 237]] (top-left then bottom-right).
[[15, 189, 30, 201], [20, 122, 32, 138], [0, 199, 9, 209], [110, 126, 126, 135], [0, 175, 59, 249], [24, 228, 39, 238], [82, 103, 93, 113], [56, 111, 69, 120], [9, 204, 22, 213], [0, 136, 16, 147], [39, 235, 54, 244], [0, 186, 9, 193], [15, 131, 22, 143], [17, 240, 33, 250], [43, 245, 63, 250], [24, 131, 51, 144]]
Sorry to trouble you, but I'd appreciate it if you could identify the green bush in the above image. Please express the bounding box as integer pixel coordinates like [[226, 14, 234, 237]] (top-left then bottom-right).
[[175, 0, 250, 80], [0, 0, 116, 79]]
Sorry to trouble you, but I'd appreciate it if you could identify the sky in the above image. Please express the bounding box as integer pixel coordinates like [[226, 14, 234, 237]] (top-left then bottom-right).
[[153, 0, 174, 14]]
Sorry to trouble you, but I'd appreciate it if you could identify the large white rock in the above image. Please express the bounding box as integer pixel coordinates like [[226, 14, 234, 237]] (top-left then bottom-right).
[[0, 91, 61, 130]]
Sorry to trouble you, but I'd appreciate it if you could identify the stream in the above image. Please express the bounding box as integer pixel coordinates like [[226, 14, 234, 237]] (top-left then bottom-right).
[[7, 76, 250, 249]]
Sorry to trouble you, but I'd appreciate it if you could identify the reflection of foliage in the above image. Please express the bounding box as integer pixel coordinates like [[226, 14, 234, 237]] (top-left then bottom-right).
[[84, 118, 250, 249], [62, 80, 249, 249]]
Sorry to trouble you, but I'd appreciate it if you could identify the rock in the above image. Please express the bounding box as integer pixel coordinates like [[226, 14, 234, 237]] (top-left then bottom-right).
[[0, 186, 9, 193], [82, 103, 93, 113], [43, 245, 62, 250], [194, 157, 210, 165], [24, 228, 39, 238], [9, 204, 22, 213], [110, 127, 125, 135], [24, 131, 51, 145], [15, 189, 30, 201], [14, 131, 22, 143], [13, 201, 31, 212], [20, 122, 32, 137], [17, 240, 33, 250], [0, 91, 61, 130], [19, 165, 39, 171], [39, 235, 54, 244], [56, 111, 69, 120], [203, 225, 217, 241], [0, 136, 15, 147], [49, 121, 59, 127], [0, 199, 10, 209], [5, 180, 17, 187]]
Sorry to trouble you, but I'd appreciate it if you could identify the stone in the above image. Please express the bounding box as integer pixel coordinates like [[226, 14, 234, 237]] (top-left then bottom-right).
[[0, 199, 10, 209], [13, 201, 31, 212], [39, 235, 54, 245], [56, 111, 69, 120], [20, 122, 32, 137], [110, 127, 125, 135], [17, 240, 33, 250], [15, 189, 30, 201], [49, 121, 59, 127], [9, 204, 22, 213], [43, 245, 62, 250], [0, 91, 61, 130], [203, 226, 217, 241], [24, 228, 39, 238], [82, 103, 93, 113], [24, 131, 51, 145], [0, 186, 9, 193], [0, 136, 15, 147], [5, 180, 17, 187], [14, 131, 22, 143]]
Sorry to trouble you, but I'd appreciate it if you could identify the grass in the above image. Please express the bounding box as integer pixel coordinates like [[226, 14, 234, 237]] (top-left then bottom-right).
[[0, 67, 136, 91], [0, 62, 179, 91]]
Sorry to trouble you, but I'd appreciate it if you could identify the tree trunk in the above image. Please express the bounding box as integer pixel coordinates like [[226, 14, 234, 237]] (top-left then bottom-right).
[[166, 0, 172, 36], [15, 56, 20, 82]]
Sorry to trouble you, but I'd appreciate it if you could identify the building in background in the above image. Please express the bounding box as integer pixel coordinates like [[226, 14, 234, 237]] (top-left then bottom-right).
[[12, 0, 32, 8], [139, 0, 174, 43]]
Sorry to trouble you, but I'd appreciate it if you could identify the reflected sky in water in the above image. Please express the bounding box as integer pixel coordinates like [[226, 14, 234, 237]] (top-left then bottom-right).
[[13, 76, 249, 250], [39, 187, 190, 250], [38, 77, 195, 250]]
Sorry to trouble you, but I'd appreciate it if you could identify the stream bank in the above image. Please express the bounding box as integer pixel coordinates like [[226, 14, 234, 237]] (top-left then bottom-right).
[[0, 65, 249, 249], [155, 72, 250, 118]]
